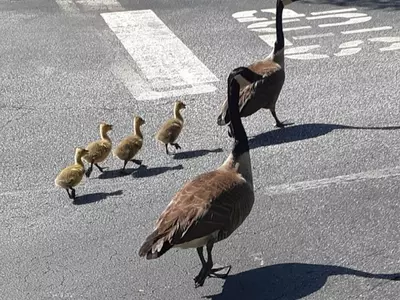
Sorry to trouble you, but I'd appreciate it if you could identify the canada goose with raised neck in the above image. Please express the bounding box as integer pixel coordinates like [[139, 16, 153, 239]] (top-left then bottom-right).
[[55, 147, 89, 200], [113, 116, 145, 173], [139, 68, 255, 288], [83, 122, 113, 177], [217, 0, 299, 136], [155, 100, 186, 155]]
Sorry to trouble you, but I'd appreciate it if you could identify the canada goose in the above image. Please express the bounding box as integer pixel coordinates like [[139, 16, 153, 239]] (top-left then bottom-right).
[[113, 116, 145, 173], [55, 147, 89, 200], [155, 100, 186, 155], [217, 0, 298, 137], [139, 68, 254, 288], [83, 122, 113, 177]]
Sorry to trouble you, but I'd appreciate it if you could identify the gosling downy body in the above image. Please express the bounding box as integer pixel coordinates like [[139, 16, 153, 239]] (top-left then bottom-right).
[[83, 122, 113, 177], [113, 116, 145, 173], [217, 0, 298, 136], [55, 147, 89, 200], [139, 69, 254, 288], [155, 101, 186, 155]]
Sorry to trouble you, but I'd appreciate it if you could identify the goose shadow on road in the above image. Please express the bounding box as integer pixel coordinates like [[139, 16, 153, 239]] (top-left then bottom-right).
[[206, 263, 400, 300], [302, 0, 400, 10], [73, 190, 123, 205], [173, 148, 223, 160], [249, 123, 400, 150], [131, 164, 184, 178]]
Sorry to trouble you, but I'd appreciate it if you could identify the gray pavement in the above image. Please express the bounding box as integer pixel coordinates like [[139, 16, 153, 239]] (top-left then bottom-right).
[[1, 0, 400, 299]]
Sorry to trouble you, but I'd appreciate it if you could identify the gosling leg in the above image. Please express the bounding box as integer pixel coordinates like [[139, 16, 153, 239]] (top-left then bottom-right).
[[94, 163, 106, 173], [66, 189, 73, 199], [228, 123, 234, 138], [171, 143, 181, 151], [131, 159, 142, 166], [165, 144, 169, 155], [85, 162, 93, 178], [70, 188, 76, 200]]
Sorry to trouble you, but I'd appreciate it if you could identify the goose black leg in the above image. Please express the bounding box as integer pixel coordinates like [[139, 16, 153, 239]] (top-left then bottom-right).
[[194, 245, 213, 288], [270, 109, 285, 128], [85, 162, 93, 177], [171, 143, 181, 151]]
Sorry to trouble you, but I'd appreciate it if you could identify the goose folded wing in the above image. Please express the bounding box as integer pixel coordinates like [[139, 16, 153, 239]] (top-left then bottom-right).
[[155, 171, 247, 246]]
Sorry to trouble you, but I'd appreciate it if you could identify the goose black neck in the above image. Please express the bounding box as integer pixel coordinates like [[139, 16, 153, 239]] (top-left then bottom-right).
[[227, 69, 249, 159], [274, 0, 284, 54]]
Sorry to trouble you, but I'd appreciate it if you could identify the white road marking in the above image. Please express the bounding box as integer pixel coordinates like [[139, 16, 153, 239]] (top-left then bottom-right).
[[285, 45, 321, 54], [54, 0, 79, 13], [368, 37, 400, 43], [248, 19, 301, 29], [3, 166, 400, 198], [251, 25, 311, 33], [307, 12, 368, 21], [293, 33, 335, 40], [311, 8, 358, 16], [339, 40, 364, 48], [286, 53, 329, 60], [334, 47, 362, 56], [342, 26, 393, 34], [259, 34, 293, 48], [379, 43, 400, 52], [265, 166, 400, 196], [232, 10, 258, 18], [101, 10, 218, 100], [75, 0, 123, 11], [237, 17, 268, 23], [261, 8, 305, 18]]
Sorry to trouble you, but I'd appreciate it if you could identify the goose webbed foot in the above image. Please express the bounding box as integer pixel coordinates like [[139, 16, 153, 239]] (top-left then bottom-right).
[[194, 262, 213, 288], [209, 264, 232, 279], [270, 109, 293, 128], [131, 159, 142, 166]]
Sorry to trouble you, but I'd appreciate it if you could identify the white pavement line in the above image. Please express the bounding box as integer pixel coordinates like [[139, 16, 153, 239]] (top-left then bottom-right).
[[75, 0, 123, 11], [265, 166, 400, 196], [293, 33, 334, 40], [342, 26, 393, 35], [54, 0, 79, 13], [334, 47, 362, 56], [3, 167, 400, 197], [101, 10, 218, 101], [311, 8, 358, 16]]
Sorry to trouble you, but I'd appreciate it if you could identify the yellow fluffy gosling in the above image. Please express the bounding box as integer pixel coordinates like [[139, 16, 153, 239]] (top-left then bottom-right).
[[55, 147, 89, 200], [155, 101, 186, 155], [113, 116, 145, 173], [83, 122, 113, 178]]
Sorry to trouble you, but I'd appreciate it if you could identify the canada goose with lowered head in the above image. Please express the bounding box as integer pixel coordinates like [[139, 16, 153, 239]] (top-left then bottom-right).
[[113, 116, 145, 173], [83, 122, 113, 177], [139, 68, 254, 288], [55, 147, 89, 200], [155, 100, 186, 155], [217, 0, 298, 136]]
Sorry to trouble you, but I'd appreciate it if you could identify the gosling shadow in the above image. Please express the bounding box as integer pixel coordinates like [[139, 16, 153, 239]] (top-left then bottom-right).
[[302, 0, 400, 10], [206, 263, 400, 300], [97, 167, 141, 179], [132, 164, 184, 178], [249, 123, 400, 150], [73, 190, 123, 205], [173, 148, 223, 160]]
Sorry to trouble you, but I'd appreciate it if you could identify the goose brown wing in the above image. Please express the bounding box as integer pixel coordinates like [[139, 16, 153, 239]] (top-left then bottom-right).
[[139, 169, 248, 258], [217, 62, 283, 125]]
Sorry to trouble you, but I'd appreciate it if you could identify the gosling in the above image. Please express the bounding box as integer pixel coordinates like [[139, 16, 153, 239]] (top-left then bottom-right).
[[55, 147, 89, 200], [83, 122, 113, 178], [155, 101, 186, 155], [113, 116, 145, 173]]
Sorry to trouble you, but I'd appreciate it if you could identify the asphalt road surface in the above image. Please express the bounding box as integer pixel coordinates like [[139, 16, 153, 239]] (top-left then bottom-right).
[[1, 0, 400, 299]]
